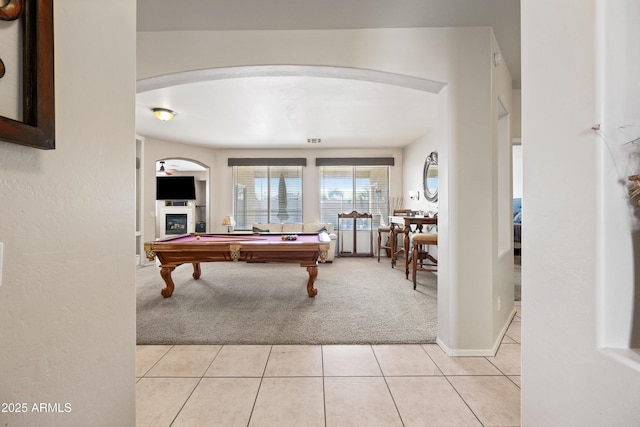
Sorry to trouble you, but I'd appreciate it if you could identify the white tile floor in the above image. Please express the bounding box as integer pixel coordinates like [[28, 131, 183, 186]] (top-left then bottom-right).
[[136, 302, 521, 426]]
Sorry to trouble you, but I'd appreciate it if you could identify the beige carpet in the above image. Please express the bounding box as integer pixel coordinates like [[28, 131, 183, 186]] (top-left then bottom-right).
[[136, 257, 438, 345]]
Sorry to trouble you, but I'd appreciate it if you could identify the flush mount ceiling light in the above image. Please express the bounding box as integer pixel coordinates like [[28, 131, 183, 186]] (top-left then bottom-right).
[[151, 107, 177, 121]]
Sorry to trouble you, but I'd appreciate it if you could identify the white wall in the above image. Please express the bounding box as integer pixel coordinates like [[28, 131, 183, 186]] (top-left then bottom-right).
[[137, 26, 514, 353], [512, 90, 522, 201], [521, 0, 640, 424], [511, 89, 521, 141], [402, 92, 445, 215], [0, 1, 136, 426], [598, 0, 640, 350], [401, 91, 446, 264], [433, 29, 514, 355], [491, 31, 516, 344], [512, 145, 523, 199], [138, 28, 454, 83]]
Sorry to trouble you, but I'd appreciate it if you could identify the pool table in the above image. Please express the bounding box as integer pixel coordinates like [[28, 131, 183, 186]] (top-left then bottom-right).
[[144, 232, 331, 298]]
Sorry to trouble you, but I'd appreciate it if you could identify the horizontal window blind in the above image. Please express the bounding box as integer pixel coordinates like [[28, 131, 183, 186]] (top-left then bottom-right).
[[233, 165, 302, 230], [319, 165, 389, 229]]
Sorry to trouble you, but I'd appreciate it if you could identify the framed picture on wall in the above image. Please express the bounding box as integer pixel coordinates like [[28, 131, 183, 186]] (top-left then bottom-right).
[[0, 0, 55, 150]]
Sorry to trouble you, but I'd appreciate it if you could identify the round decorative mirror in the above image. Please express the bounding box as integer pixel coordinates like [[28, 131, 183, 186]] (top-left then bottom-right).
[[423, 151, 439, 202]]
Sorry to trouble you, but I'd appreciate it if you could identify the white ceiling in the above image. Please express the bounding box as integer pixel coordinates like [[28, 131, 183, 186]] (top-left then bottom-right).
[[137, 73, 442, 150], [136, 0, 520, 155]]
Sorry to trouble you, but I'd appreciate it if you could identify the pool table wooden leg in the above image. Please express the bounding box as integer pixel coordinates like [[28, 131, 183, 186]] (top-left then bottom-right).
[[306, 265, 318, 297], [160, 266, 176, 298], [192, 262, 201, 280]]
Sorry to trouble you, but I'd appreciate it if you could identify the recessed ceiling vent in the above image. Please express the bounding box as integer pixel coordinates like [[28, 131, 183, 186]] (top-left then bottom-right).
[[307, 138, 322, 144]]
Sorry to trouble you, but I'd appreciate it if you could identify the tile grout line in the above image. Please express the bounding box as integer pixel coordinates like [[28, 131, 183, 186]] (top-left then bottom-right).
[[168, 345, 224, 427], [442, 373, 486, 427], [421, 343, 489, 427], [484, 342, 521, 378], [371, 344, 407, 427], [321, 345, 327, 427], [245, 344, 274, 427], [168, 377, 202, 426], [139, 344, 175, 378]]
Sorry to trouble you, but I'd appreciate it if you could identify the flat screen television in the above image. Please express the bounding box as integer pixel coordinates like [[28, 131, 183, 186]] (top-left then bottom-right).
[[156, 176, 196, 200]]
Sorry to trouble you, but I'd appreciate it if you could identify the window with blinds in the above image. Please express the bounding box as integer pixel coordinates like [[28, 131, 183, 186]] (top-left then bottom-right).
[[319, 165, 390, 229], [233, 165, 303, 229]]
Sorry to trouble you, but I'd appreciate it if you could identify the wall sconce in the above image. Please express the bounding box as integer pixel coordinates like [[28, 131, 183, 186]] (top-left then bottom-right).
[[409, 190, 420, 200], [221, 216, 236, 233], [151, 107, 177, 121]]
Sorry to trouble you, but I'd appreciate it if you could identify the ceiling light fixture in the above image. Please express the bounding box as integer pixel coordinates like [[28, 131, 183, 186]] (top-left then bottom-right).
[[152, 107, 177, 121]]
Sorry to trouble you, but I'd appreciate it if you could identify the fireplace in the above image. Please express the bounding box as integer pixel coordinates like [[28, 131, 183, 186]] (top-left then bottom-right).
[[165, 214, 188, 235], [159, 206, 195, 238]]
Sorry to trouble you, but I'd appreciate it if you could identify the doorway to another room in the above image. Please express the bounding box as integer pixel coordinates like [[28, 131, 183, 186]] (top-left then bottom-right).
[[155, 158, 210, 239]]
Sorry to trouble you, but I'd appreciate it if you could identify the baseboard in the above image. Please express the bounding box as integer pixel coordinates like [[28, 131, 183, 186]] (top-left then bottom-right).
[[436, 307, 517, 357]]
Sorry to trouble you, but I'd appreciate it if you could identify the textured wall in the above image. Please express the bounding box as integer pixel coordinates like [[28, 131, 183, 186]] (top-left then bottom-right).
[[0, 1, 137, 426], [521, 0, 640, 424]]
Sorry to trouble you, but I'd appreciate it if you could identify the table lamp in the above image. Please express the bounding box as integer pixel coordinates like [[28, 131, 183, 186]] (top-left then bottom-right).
[[221, 216, 235, 233]]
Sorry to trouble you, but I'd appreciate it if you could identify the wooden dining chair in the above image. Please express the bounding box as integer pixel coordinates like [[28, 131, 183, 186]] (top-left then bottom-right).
[[411, 233, 438, 289], [377, 209, 411, 263]]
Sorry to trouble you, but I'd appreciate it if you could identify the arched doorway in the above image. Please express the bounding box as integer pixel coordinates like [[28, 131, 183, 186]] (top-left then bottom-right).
[[154, 158, 210, 239]]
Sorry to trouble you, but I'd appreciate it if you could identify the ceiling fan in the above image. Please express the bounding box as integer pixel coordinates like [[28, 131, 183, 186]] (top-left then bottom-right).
[[157, 160, 176, 175]]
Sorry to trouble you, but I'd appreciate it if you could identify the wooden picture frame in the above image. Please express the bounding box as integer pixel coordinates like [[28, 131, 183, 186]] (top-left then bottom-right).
[[0, 0, 55, 150]]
